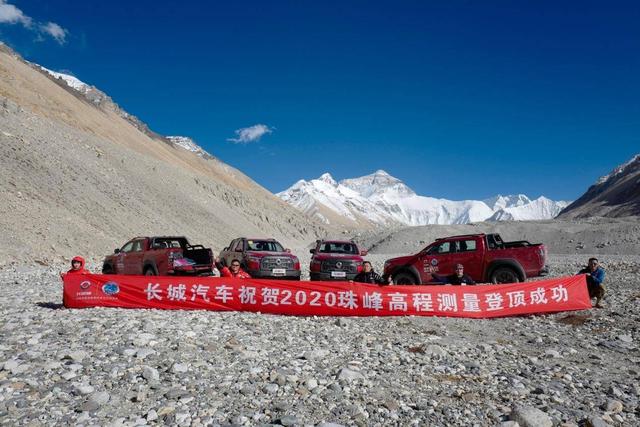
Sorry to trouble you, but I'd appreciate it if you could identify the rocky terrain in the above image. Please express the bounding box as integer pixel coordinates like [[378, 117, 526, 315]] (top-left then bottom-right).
[[1, 252, 638, 426]]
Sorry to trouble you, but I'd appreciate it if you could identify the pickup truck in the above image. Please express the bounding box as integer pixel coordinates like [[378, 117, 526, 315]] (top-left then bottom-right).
[[218, 237, 301, 280], [383, 233, 548, 284], [309, 239, 367, 281], [102, 236, 214, 276]]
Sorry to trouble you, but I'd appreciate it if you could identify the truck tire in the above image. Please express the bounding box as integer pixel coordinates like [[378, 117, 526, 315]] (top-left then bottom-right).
[[144, 266, 157, 276], [490, 267, 519, 284], [393, 271, 418, 285], [102, 264, 114, 274]]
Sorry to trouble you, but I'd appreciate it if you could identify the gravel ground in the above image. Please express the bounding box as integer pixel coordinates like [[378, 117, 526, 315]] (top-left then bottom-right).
[[1, 254, 639, 427]]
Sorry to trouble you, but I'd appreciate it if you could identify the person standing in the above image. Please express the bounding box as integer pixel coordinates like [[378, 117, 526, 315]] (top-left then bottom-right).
[[578, 258, 606, 308]]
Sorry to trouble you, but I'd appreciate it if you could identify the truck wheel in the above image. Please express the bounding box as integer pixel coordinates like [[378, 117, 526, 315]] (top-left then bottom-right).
[[144, 267, 157, 276], [393, 271, 417, 285], [102, 264, 113, 274], [491, 267, 519, 284]]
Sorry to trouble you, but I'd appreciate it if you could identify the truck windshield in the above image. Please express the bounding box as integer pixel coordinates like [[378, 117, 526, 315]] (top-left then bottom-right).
[[319, 242, 358, 254], [247, 240, 284, 252]]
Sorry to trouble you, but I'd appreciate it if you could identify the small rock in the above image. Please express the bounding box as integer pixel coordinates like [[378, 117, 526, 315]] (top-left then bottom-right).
[[604, 399, 623, 413], [280, 415, 299, 426], [74, 384, 95, 396], [263, 383, 279, 394], [81, 391, 110, 412], [425, 345, 447, 357], [511, 404, 552, 427], [337, 367, 364, 382], [171, 363, 188, 374], [585, 416, 610, 427], [617, 335, 633, 343], [66, 350, 88, 362], [303, 349, 330, 360], [146, 409, 158, 421], [136, 348, 155, 359], [335, 318, 349, 327], [142, 366, 160, 382], [544, 350, 561, 358], [305, 378, 318, 390], [3, 360, 19, 372]]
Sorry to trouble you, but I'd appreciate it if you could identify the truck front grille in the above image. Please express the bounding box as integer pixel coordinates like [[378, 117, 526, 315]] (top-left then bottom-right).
[[261, 257, 294, 270], [321, 260, 357, 273]]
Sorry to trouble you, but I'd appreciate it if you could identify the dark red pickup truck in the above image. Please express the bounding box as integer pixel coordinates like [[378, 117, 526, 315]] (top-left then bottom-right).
[[309, 239, 367, 281], [102, 236, 214, 276], [218, 237, 301, 280], [383, 233, 548, 284]]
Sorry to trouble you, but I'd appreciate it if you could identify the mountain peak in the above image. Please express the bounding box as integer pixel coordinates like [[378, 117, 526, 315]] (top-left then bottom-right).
[[317, 173, 337, 186], [340, 170, 416, 198]]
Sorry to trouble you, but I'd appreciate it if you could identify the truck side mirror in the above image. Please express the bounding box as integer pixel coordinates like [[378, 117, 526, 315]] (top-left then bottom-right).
[[114, 248, 120, 254], [309, 249, 316, 254], [235, 248, 242, 252], [285, 248, 291, 253], [360, 250, 368, 256]]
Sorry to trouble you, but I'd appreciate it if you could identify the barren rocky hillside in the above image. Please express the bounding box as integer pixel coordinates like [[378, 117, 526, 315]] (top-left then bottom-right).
[[0, 47, 330, 266], [559, 154, 640, 219]]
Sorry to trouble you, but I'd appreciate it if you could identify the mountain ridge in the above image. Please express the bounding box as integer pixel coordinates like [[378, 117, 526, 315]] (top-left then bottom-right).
[[558, 153, 640, 219], [278, 170, 570, 226]]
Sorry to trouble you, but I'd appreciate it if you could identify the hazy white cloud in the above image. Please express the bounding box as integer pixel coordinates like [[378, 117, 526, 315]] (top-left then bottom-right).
[[227, 124, 274, 144], [40, 22, 67, 44], [0, 0, 32, 27], [0, 1, 68, 44]]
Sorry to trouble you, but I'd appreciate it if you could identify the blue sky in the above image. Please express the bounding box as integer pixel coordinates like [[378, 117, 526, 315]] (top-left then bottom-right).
[[1, 1, 639, 201]]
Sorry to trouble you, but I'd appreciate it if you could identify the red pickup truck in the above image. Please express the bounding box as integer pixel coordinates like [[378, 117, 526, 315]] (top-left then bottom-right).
[[309, 239, 367, 281], [383, 233, 548, 284], [102, 236, 214, 276], [218, 237, 301, 280]]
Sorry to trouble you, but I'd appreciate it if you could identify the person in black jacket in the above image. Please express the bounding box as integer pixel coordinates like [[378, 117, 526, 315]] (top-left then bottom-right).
[[430, 264, 476, 285], [352, 261, 391, 285]]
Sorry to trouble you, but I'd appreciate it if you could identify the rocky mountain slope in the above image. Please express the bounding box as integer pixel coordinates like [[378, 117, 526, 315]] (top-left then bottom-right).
[[558, 153, 640, 219], [0, 44, 329, 265], [278, 170, 569, 227]]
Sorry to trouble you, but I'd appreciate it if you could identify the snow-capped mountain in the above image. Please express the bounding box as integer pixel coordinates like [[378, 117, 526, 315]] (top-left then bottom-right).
[[278, 170, 571, 226], [39, 68, 91, 93], [559, 153, 640, 218], [166, 136, 213, 159], [488, 196, 570, 221]]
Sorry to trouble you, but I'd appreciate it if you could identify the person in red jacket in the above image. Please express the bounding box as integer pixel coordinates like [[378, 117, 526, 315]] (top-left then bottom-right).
[[216, 258, 251, 279], [66, 256, 89, 274]]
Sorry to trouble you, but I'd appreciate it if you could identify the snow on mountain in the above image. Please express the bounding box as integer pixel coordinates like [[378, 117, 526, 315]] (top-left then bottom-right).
[[596, 154, 640, 185], [488, 196, 571, 221], [39, 67, 91, 93], [277, 170, 571, 226], [559, 153, 640, 218], [483, 194, 531, 211], [166, 136, 213, 159]]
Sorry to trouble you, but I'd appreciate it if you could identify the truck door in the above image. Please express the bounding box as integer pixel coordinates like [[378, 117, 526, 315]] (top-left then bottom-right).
[[124, 239, 145, 274], [420, 240, 456, 282], [447, 238, 483, 282], [115, 240, 134, 274]]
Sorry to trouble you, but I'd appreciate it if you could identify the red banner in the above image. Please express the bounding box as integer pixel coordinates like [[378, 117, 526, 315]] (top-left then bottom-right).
[[62, 274, 591, 318]]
